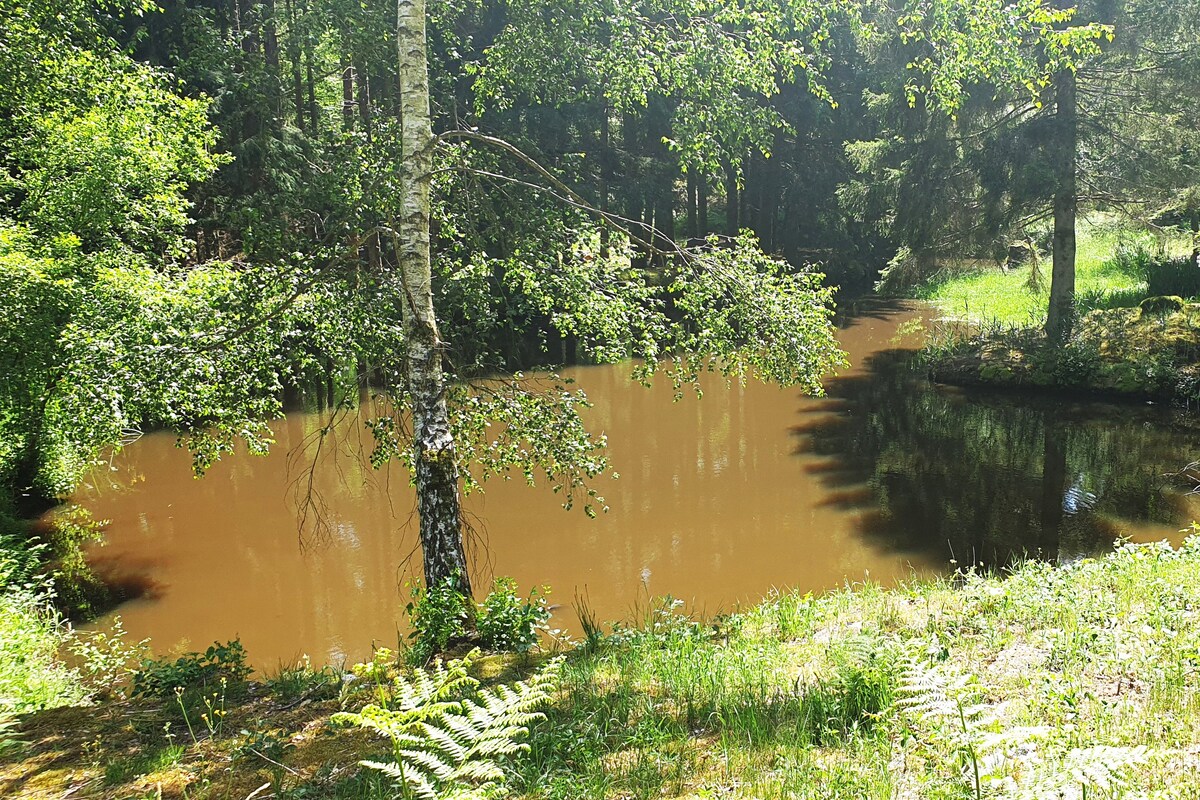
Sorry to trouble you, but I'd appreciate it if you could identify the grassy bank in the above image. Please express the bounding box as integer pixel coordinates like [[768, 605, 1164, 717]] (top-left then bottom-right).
[[913, 221, 1194, 326], [0, 509, 87, 747], [924, 299, 1200, 402], [912, 221, 1200, 401], [6, 539, 1200, 798]]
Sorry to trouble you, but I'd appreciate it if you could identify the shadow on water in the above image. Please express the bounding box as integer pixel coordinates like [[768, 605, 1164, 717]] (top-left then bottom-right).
[[793, 344, 1200, 571]]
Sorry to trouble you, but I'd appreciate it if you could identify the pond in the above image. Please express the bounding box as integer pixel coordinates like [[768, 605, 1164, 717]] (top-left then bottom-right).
[[70, 302, 1200, 669]]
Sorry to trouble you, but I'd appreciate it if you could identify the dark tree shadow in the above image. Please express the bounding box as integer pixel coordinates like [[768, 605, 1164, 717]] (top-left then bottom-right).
[[792, 336, 1200, 572]]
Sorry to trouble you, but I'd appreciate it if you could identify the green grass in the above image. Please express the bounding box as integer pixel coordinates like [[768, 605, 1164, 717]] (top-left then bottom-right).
[[102, 743, 185, 786], [914, 222, 1191, 326], [510, 540, 1200, 799], [12, 541, 1200, 798], [0, 531, 86, 722]]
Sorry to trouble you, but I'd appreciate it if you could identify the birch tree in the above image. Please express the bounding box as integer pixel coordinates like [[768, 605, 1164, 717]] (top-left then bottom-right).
[[392, 0, 850, 601], [396, 0, 472, 594]]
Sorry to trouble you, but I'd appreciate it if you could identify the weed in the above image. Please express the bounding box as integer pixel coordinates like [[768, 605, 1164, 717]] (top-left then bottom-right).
[[406, 575, 554, 663], [131, 639, 251, 699], [405, 575, 475, 663], [477, 577, 550, 654], [266, 655, 340, 702], [234, 727, 297, 790], [799, 636, 897, 745], [70, 614, 149, 700]]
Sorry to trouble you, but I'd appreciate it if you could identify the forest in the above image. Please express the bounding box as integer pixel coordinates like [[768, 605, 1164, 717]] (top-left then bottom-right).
[[5, 0, 1200, 798]]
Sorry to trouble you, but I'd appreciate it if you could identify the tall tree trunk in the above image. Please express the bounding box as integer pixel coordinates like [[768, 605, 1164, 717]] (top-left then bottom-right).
[[341, 33, 356, 133], [724, 162, 739, 237], [357, 60, 372, 140], [302, 0, 319, 133], [1190, 214, 1199, 269], [263, 0, 280, 71], [686, 170, 698, 239], [698, 172, 708, 236], [1046, 69, 1077, 343], [599, 104, 611, 255], [284, 0, 306, 132], [397, 0, 472, 595]]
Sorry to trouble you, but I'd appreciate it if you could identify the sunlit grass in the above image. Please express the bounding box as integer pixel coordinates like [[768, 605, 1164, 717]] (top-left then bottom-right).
[[0, 552, 85, 720], [511, 540, 1200, 799], [914, 222, 1190, 326], [11, 541, 1200, 798]]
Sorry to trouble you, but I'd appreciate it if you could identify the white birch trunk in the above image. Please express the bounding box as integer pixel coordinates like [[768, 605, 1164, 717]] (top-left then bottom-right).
[[397, 0, 471, 595]]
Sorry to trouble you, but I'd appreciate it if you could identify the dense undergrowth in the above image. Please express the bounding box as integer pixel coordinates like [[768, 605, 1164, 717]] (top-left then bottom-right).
[[7, 539, 1200, 797], [0, 527, 85, 754]]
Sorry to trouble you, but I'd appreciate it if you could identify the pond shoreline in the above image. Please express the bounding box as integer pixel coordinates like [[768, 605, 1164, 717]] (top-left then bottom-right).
[[8, 539, 1200, 798], [919, 300, 1200, 408]]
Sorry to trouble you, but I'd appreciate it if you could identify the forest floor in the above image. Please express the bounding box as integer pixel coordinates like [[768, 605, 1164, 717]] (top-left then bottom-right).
[[6, 539, 1200, 798]]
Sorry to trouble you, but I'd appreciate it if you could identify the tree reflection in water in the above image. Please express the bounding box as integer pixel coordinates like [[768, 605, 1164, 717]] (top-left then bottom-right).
[[794, 349, 1200, 569]]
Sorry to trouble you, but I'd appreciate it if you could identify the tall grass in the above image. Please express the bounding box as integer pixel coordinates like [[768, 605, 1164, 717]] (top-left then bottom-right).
[[0, 529, 86, 743], [513, 593, 902, 799], [506, 540, 1200, 799]]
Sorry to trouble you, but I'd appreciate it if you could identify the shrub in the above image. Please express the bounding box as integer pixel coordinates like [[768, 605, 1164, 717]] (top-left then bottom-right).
[[477, 578, 550, 654], [800, 636, 897, 744], [1146, 255, 1200, 297], [407, 576, 476, 664], [131, 639, 251, 699], [69, 615, 149, 700], [407, 576, 551, 663]]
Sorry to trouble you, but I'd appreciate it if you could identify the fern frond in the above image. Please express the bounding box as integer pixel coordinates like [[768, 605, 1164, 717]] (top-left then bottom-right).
[[419, 721, 472, 762], [451, 759, 506, 783], [438, 712, 485, 743], [360, 759, 438, 800], [349, 654, 561, 800], [1015, 745, 1152, 799], [396, 748, 458, 782], [1064, 745, 1150, 793]]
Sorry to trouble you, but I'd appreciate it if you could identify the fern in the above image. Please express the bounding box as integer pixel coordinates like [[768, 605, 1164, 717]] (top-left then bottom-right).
[[335, 648, 561, 800], [898, 656, 1053, 799], [898, 655, 1152, 799], [1015, 745, 1152, 800]]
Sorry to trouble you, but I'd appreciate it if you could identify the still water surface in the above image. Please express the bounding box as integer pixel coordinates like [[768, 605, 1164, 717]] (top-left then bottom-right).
[[72, 303, 1200, 668]]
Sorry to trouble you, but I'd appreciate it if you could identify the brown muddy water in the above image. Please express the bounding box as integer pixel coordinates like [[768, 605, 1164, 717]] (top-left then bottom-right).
[[69, 302, 1200, 669]]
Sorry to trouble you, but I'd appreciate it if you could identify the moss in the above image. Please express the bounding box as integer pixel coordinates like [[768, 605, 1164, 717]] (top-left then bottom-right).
[[1097, 362, 1147, 393], [1138, 294, 1186, 317], [977, 362, 1015, 383], [928, 302, 1200, 402]]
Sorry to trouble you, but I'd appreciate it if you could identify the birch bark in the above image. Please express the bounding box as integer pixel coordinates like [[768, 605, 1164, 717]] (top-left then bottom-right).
[[397, 0, 472, 595]]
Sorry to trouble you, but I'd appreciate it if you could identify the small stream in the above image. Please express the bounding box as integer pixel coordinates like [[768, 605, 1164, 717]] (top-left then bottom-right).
[[67, 302, 1200, 668]]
